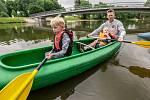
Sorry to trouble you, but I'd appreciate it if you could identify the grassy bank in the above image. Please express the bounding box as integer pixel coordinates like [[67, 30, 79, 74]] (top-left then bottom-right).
[[0, 23, 25, 29], [0, 17, 26, 24]]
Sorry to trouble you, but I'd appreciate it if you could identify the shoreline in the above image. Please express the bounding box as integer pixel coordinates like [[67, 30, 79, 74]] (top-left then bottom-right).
[[0, 17, 26, 24], [0, 17, 149, 24]]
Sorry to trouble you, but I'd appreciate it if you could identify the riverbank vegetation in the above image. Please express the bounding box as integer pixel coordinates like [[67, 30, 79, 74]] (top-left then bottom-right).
[[78, 1, 150, 20], [0, 0, 63, 23], [0, 17, 25, 23], [0, 0, 63, 17]]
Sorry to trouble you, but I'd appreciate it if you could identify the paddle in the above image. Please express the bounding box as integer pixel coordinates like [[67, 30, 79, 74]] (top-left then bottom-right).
[[0, 49, 53, 99], [107, 39, 150, 48], [87, 36, 150, 48], [76, 41, 95, 50]]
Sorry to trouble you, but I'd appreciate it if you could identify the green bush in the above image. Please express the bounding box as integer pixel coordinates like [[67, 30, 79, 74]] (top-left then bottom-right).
[[0, 1, 8, 13], [17, 11, 25, 17], [28, 5, 44, 14], [0, 12, 9, 17], [11, 10, 17, 17]]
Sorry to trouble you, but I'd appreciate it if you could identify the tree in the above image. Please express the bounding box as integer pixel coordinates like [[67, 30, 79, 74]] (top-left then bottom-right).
[[17, 11, 25, 17], [28, 4, 45, 14], [0, 0, 63, 17], [5, 0, 17, 16], [15, 0, 31, 16], [94, 2, 114, 8], [78, 0, 92, 9], [0, 0, 8, 13], [36, 0, 63, 11], [0, 11, 9, 17], [15, 0, 63, 16], [11, 10, 17, 17]]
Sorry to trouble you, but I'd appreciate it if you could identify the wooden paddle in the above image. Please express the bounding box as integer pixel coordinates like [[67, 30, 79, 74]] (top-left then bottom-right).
[[0, 50, 52, 99], [87, 36, 150, 48]]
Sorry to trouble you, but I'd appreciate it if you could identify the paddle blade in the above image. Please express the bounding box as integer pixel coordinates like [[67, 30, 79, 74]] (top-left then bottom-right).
[[132, 41, 150, 48], [18, 80, 33, 100], [0, 70, 38, 100]]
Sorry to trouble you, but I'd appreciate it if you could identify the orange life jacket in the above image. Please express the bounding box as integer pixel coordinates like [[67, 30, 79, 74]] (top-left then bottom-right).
[[54, 32, 63, 50], [53, 29, 73, 56]]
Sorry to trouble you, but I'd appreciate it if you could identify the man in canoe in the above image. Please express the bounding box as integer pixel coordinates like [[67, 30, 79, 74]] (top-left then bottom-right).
[[45, 16, 73, 59], [88, 9, 126, 41]]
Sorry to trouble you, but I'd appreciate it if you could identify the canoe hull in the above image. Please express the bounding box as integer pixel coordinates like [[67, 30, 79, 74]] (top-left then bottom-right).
[[0, 39, 121, 91]]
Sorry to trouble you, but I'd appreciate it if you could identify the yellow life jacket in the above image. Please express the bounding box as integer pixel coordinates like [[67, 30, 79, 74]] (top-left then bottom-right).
[[98, 32, 108, 46], [99, 32, 108, 38]]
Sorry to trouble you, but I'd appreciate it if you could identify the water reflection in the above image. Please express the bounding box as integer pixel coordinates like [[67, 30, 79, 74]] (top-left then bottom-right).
[[128, 66, 150, 78], [148, 49, 150, 53], [113, 58, 150, 78], [28, 63, 102, 100], [0, 24, 54, 53], [0, 27, 52, 43]]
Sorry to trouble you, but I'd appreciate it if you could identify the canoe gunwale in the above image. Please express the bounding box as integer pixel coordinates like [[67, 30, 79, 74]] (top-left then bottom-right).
[[0, 40, 118, 70]]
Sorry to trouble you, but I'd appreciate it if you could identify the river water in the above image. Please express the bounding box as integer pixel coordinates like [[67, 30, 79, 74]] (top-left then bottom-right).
[[0, 19, 150, 100]]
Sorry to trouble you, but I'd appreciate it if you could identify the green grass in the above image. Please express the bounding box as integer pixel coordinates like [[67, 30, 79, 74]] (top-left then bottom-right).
[[0, 17, 26, 23], [0, 23, 25, 29]]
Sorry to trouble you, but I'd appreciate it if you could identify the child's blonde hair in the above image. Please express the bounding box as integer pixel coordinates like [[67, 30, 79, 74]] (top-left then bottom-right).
[[50, 16, 65, 28], [103, 27, 108, 31]]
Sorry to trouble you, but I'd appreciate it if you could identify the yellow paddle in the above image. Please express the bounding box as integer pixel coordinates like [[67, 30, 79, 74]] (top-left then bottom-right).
[[127, 41, 150, 48], [0, 58, 48, 100], [87, 36, 150, 48], [111, 39, 150, 48]]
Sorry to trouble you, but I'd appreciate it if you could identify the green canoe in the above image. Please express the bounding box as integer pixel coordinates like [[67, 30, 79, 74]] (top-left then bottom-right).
[[0, 38, 121, 91]]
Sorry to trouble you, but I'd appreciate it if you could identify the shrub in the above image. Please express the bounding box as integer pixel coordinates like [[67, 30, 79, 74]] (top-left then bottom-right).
[[0, 11, 9, 17]]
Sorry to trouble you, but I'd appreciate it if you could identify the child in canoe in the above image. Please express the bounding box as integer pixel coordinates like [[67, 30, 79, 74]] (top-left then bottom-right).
[[83, 27, 116, 50], [45, 16, 73, 59]]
